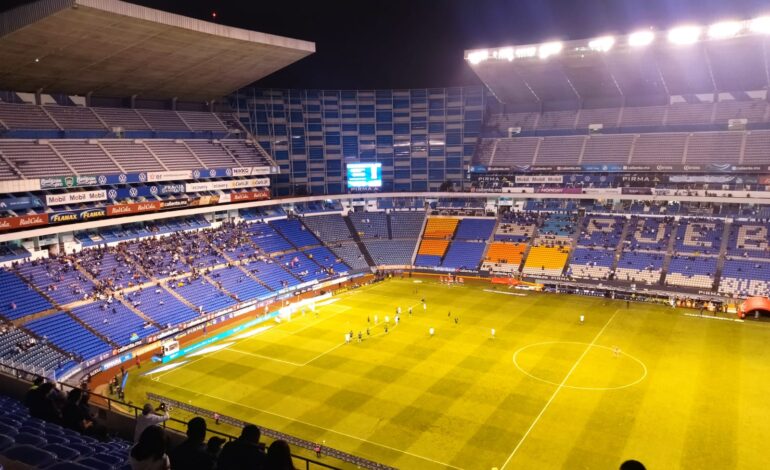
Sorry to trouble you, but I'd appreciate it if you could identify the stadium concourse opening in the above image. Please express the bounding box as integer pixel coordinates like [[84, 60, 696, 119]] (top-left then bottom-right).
[[3, 0, 770, 469]]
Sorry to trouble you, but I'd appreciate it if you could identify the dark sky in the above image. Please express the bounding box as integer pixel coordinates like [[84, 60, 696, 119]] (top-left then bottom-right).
[[3, 0, 770, 89]]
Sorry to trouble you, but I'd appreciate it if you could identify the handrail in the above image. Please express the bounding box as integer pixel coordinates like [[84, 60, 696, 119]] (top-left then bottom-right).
[[147, 393, 395, 470], [0, 362, 349, 470]]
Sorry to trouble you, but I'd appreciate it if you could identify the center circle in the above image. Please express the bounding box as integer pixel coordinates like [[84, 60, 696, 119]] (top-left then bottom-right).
[[512, 341, 647, 391]]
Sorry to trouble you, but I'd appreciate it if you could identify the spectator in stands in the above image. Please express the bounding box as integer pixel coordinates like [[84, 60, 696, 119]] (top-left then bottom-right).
[[218, 424, 267, 470], [206, 436, 226, 460], [266, 439, 295, 470], [130, 425, 171, 470], [620, 460, 646, 470], [135, 403, 170, 442], [27, 381, 62, 424], [169, 416, 215, 470]]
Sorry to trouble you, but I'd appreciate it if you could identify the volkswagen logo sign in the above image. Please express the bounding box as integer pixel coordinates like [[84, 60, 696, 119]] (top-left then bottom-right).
[[209, 169, 217, 177], [98, 175, 107, 185], [193, 170, 201, 179], [119, 174, 127, 183], [150, 186, 158, 195], [139, 173, 147, 182], [108, 189, 117, 199], [129, 188, 138, 197], [226, 168, 232, 176]]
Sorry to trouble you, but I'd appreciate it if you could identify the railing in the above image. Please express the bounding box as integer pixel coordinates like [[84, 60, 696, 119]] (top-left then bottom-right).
[[0, 362, 347, 470], [147, 393, 396, 470]]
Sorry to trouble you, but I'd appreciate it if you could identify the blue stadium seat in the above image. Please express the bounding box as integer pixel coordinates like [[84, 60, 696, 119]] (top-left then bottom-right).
[[2, 444, 58, 467]]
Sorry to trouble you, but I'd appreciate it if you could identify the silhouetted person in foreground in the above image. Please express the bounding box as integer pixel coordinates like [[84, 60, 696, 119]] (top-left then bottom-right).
[[169, 417, 215, 470], [218, 424, 267, 470], [620, 460, 646, 470], [266, 439, 296, 470]]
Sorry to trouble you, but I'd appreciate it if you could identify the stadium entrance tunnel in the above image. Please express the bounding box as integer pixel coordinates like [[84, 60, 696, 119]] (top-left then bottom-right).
[[513, 341, 647, 391], [738, 297, 770, 319]]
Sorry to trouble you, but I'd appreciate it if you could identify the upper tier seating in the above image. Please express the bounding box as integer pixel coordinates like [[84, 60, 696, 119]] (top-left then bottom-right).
[[389, 212, 426, 238], [136, 109, 190, 131], [743, 130, 770, 164], [0, 103, 58, 129], [348, 212, 389, 239], [522, 245, 570, 276], [535, 136, 585, 165], [490, 137, 538, 166], [42, 106, 105, 130], [0, 140, 70, 178], [184, 140, 238, 168], [92, 107, 151, 130], [177, 111, 227, 131], [301, 214, 354, 243], [99, 140, 165, 172], [580, 134, 634, 164], [49, 140, 121, 174], [685, 131, 742, 163], [629, 133, 686, 164]]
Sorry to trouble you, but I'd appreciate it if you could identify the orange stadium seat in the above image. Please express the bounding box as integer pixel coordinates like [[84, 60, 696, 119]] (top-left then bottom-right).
[[418, 239, 450, 256], [485, 242, 527, 264], [423, 218, 459, 239]]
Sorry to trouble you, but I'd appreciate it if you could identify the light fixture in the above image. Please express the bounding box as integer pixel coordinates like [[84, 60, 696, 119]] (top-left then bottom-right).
[[496, 47, 514, 61], [538, 41, 563, 60], [668, 25, 702, 45], [628, 30, 655, 47], [749, 16, 770, 34], [588, 36, 615, 52], [708, 21, 742, 39], [467, 49, 489, 65], [515, 46, 537, 59]]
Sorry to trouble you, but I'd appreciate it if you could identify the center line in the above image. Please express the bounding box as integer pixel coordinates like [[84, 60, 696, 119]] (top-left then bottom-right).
[[500, 310, 619, 470]]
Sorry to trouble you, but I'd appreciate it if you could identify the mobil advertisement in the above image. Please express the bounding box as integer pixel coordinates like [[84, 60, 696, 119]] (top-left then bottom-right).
[[515, 175, 564, 184], [45, 190, 107, 207], [0, 213, 49, 232], [49, 208, 107, 225]]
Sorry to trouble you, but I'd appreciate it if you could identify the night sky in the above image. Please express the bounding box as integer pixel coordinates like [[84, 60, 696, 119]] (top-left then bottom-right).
[[3, 0, 770, 89]]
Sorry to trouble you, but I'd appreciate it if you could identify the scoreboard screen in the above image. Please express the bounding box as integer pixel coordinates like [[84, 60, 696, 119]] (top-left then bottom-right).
[[346, 163, 382, 189]]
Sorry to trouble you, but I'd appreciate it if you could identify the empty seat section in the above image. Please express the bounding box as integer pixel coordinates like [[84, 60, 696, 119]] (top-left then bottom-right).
[[300, 214, 353, 243], [244, 259, 298, 290], [0, 104, 58, 129], [454, 219, 495, 241], [665, 255, 717, 289], [170, 278, 236, 314], [423, 218, 458, 239], [719, 259, 770, 297], [630, 133, 686, 164], [535, 136, 585, 165], [126, 287, 200, 326], [184, 140, 238, 168], [0, 270, 53, 320], [490, 137, 538, 166], [49, 141, 120, 174], [270, 219, 320, 248], [567, 247, 615, 280], [713, 100, 767, 124], [389, 212, 425, 238], [99, 140, 165, 172], [537, 110, 578, 130], [70, 302, 158, 346], [208, 266, 271, 302], [304, 246, 349, 274], [177, 111, 227, 131], [666, 103, 714, 126], [742, 131, 770, 164], [92, 107, 151, 130], [620, 105, 666, 128], [137, 109, 190, 132], [615, 252, 664, 284], [482, 242, 526, 273], [685, 132, 742, 163], [441, 241, 486, 270], [0, 141, 70, 177], [25, 312, 111, 360], [348, 212, 388, 239], [522, 246, 570, 276], [245, 223, 293, 253], [145, 140, 200, 170], [363, 240, 417, 266], [329, 243, 369, 271], [580, 134, 634, 164], [43, 106, 105, 130], [417, 239, 449, 256], [576, 107, 620, 128]]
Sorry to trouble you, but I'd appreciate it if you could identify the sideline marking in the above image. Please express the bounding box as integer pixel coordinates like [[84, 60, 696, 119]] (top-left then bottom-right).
[[512, 341, 647, 391], [483, 289, 527, 297], [152, 381, 463, 470], [500, 310, 619, 470], [683, 313, 744, 323]]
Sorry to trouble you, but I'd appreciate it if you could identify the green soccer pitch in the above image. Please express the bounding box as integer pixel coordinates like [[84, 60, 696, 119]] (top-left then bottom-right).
[[125, 278, 770, 470]]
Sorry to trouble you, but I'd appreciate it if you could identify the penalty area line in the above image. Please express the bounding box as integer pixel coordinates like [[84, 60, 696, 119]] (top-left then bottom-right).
[[500, 310, 620, 470], [155, 381, 463, 470]]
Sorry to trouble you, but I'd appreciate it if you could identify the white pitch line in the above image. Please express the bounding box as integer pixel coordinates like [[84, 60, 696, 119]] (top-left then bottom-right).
[[500, 310, 620, 470], [226, 348, 306, 367], [156, 381, 463, 470]]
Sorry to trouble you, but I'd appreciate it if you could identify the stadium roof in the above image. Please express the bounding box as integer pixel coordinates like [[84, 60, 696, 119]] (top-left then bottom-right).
[[0, 0, 315, 101], [466, 18, 770, 106]]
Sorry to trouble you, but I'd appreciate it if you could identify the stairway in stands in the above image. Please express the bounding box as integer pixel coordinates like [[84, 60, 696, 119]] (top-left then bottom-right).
[[713, 221, 732, 290], [344, 216, 376, 267]]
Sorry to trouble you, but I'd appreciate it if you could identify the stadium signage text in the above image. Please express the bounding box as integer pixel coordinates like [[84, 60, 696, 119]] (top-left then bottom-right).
[[40, 175, 99, 189], [231, 166, 271, 176], [471, 163, 770, 174], [184, 178, 270, 192], [45, 190, 107, 207], [49, 208, 107, 224], [230, 189, 271, 202], [0, 196, 42, 211], [106, 201, 161, 216], [0, 213, 49, 232], [515, 175, 564, 184]]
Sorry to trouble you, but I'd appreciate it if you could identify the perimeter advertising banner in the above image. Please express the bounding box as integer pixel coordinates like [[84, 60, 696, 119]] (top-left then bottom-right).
[[184, 178, 270, 193], [46, 190, 107, 207], [106, 201, 161, 216], [471, 163, 770, 174], [230, 189, 271, 202], [0, 196, 43, 211], [0, 213, 49, 232], [49, 208, 107, 224]]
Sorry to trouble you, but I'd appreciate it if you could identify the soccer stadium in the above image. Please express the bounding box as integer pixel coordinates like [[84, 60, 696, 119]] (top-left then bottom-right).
[[1, 1, 770, 469]]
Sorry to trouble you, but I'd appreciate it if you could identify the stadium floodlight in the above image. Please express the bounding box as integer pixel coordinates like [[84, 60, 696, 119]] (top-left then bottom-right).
[[749, 16, 770, 34], [496, 47, 514, 61], [668, 25, 701, 45], [538, 41, 563, 60], [628, 30, 655, 47], [588, 36, 615, 52], [708, 21, 742, 39], [515, 46, 537, 59], [467, 49, 489, 65]]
